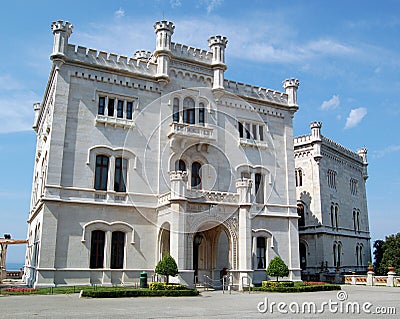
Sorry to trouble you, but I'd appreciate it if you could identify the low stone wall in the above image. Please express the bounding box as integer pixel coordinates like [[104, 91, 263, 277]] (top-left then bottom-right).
[[344, 270, 399, 287]]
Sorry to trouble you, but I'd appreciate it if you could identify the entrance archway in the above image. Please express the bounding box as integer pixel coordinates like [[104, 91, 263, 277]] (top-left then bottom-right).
[[158, 223, 170, 261], [193, 223, 231, 284]]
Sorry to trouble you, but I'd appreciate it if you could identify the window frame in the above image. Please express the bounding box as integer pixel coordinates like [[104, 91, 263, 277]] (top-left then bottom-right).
[[90, 230, 105, 269], [94, 155, 109, 191]]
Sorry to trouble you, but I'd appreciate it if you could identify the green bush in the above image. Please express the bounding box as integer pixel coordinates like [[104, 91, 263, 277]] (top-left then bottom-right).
[[149, 282, 188, 291], [81, 288, 199, 298], [266, 256, 289, 281], [155, 253, 179, 284], [262, 281, 294, 288]]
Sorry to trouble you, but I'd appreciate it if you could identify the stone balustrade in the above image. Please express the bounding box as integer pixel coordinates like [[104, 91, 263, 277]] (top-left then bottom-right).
[[168, 122, 214, 140]]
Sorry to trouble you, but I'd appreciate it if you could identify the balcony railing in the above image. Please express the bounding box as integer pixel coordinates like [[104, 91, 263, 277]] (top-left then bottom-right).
[[168, 122, 214, 140]]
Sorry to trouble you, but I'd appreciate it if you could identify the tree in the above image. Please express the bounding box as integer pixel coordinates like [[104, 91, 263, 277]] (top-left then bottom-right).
[[155, 253, 178, 284], [266, 256, 289, 282], [378, 233, 400, 275], [373, 240, 385, 274]]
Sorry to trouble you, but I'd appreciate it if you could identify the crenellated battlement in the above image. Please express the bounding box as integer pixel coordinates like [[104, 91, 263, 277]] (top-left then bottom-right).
[[51, 20, 73, 35], [65, 44, 157, 76], [208, 35, 228, 46], [134, 50, 152, 60], [224, 79, 289, 106], [154, 20, 175, 33], [170, 42, 212, 64], [322, 136, 364, 162]]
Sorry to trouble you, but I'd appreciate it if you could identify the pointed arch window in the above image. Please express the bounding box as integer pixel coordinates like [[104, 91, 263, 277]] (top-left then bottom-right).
[[297, 203, 305, 227], [114, 157, 127, 192], [175, 159, 186, 171], [191, 162, 201, 188], [256, 237, 266, 269], [199, 102, 205, 125]]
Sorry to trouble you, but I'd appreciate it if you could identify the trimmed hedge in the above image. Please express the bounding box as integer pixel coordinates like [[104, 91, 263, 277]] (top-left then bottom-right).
[[252, 284, 341, 293], [149, 282, 188, 291], [81, 288, 199, 298], [262, 281, 294, 288]]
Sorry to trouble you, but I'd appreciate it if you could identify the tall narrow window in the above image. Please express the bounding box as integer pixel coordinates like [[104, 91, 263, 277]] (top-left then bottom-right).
[[353, 211, 357, 232], [333, 244, 337, 267], [98, 97, 105, 115], [126, 101, 133, 120], [238, 122, 244, 138], [256, 237, 266, 269], [114, 157, 127, 192], [297, 203, 305, 227], [331, 205, 335, 228], [95, 155, 109, 190], [183, 97, 195, 124], [357, 211, 360, 232], [255, 173, 264, 204], [199, 103, 205, 125], [356, 246, 360, 266], [259, 125, 264, 141], [175, 159, 186, 171], [117, 100, 124, 118], [245, 123, 251, 139], [90, 230, 105, 269], [111, 231, 125, 269], [191, 162, 201, 188], [358, 245, 363, 266], [107, 98, 115, 117], [252, 124, 257, 140], [173, 98, 180, 122], [335, 206, 339, 230], [337, 244, 342, 267]]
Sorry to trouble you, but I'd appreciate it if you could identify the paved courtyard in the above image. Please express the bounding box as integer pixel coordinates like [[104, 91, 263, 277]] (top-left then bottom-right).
[[0, 285, 399, 318]]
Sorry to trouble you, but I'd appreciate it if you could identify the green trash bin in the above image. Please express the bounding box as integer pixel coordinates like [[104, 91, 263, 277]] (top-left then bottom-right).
[[140, 271, 148, 288]]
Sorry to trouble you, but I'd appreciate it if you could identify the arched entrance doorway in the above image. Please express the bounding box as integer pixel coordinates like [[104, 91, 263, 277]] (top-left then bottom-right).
[[158, 223, 170, 261], [193, 223, 231, 285]]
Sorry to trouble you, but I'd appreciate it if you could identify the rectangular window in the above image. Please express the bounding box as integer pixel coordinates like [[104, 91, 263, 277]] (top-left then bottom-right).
[[107, 98, 115, 117], [90, 230, 105, 269], [117, 100, 124, 118], [252, 124, 257, 140], [255, 173, 264, 204], [114, 157, 127, 192], [238, 122, 244, 138], [245, 123, 251, 139], [126, 101, 133, 120], [256, 237, 266, 269], [259, 125, 264, 141], [111, 231, 125, 269], [199, 105, 205, 125], [94, 155, 109, 190], [98, 97, 105, 115]]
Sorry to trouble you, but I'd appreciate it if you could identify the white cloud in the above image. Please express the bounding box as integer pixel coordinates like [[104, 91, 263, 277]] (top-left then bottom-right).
[[199, 0, 223, 14], [170, 0, 182, 8], [0, 75, 23, 91], [373, 145, 400, 159], [344, 107, 367, 129], [114, 8, 125, 19], [320, 95, 340, 110]]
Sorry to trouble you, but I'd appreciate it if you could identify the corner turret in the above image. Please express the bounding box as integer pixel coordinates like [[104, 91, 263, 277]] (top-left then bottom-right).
[[357, 148, 369, 180], [51, 20, 73, 59], [153, 20, 175, 85], [283, 78, 300, 106], [310, 121, 322, 163], [208, 35, 228, 90]]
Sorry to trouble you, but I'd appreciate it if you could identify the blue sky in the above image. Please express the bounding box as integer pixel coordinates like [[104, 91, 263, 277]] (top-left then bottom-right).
[[0, 0, 399, 263]]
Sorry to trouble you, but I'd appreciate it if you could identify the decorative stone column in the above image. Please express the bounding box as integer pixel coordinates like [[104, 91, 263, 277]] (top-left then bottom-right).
[[236, 178, 253, 290], [51, 20, 73, 58], [366, 268, 374, 286], [154, 20, 175, 85], [208, 35, 228, 90]]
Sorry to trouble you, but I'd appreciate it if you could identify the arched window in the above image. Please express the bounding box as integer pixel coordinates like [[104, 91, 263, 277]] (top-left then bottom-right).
[[256, 237, 266, 269], [111, 231, 125, 269], [191, 162, 201, 188], [357, 211, 360, 232], [295, 169, 303, 187], [175, 159, 186, 171], [297, 203, 305, 227], [90, 230, 105, 268], [331, 204, 335, 228], [95, 155, 109, 190], [199, 102, 205, 125], [359, 245, 363, 266], [333, 243, 337, 267], [356, 246, 360, 266], [183, 97, 195, 124], [337, 243, 342, 267], [353, 211, 357, 232], [335, 206, 339, 230], [299, 242, 307, 270], [114, 157, 127, 192], [173, 98, 180, 122]]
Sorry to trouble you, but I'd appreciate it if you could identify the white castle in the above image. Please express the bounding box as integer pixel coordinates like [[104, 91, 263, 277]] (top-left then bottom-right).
[[24, 20, 370, 288]]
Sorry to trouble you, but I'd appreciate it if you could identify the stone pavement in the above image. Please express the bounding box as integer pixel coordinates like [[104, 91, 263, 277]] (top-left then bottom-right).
[[0, 285, 399, 318]]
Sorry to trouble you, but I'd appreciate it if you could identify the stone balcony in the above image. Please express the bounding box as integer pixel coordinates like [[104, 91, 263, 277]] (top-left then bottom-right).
[[158, 189, 239, 207], [95, 114, 135, 129], [168, 122, 214, 142]]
